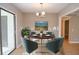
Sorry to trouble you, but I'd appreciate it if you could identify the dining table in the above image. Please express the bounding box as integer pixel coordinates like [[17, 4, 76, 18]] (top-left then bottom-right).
[[29, 32, 55, 53]]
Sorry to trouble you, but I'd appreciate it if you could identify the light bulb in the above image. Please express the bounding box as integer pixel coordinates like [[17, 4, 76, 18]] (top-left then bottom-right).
[[36, 12, 39, 16], [41, 11, 45, 16]]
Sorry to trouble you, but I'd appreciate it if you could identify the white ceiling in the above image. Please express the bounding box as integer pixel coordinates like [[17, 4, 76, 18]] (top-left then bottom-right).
[[67, 9, 79, 16], [13, 3, 69, 13]]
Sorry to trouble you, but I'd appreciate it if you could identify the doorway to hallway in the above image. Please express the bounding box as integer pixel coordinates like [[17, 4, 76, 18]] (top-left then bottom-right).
[[61, 16, 69, 41]]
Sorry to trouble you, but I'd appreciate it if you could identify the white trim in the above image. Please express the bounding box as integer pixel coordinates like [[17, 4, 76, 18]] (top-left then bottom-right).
[[69, 41, 79, 43], [61, 8, 79, 17]]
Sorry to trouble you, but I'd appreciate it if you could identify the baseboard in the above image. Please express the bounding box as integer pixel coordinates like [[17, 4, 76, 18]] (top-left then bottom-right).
[[69, 41, 79, 43]]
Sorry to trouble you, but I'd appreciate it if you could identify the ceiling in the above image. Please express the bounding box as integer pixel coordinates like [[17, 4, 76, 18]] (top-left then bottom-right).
[[13, 3, 69, 13], [67, 9, 79, 16]]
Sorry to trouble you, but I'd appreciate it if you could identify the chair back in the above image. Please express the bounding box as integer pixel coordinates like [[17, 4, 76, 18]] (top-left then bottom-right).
[[22, 38, 38, 54], [55, 37, 64, 50], [46, 32, 52, 35], [46, 37, 64, 53], [31, 31, 36, 35]]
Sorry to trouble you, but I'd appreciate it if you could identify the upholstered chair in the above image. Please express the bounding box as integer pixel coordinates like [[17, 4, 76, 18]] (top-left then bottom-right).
[[22, 38, 38, 54], [46, 37, 64, 54]]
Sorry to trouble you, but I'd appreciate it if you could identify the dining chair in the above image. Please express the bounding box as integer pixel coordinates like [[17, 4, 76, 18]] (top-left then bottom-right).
[[22, 38, 38, 54], [45, 31, 55, 41], [46, 32, 52, 35], [30, 31, 39, 42], [30, 31, 36, 35], [46, 37, 64, 54]]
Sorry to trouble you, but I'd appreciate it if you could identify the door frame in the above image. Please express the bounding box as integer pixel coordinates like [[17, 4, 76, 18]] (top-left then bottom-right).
[[61, 16, 69, 38], [0, 7, 16, 55], [59, 8, 79, 37]]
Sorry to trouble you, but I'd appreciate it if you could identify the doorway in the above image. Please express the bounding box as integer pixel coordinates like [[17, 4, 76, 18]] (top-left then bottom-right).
[[64, 20, 69, 39], [61, 16, 69, 41]]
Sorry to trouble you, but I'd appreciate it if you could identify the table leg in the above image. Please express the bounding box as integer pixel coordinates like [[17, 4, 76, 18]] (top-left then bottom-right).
[[38, 38, 43, 54], [41, 38, 42, 54]]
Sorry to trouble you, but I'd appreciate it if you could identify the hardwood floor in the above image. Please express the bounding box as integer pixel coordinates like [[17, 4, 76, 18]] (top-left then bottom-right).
[[11, 39, 79, 55], [63, 39, 79, 55]]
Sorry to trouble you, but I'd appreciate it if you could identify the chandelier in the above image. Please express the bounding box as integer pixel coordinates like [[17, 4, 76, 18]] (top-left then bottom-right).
[[36, 3, 45, 17]]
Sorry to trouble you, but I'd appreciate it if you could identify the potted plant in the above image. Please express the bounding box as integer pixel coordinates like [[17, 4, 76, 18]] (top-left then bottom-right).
[[21, 27, 30, 38]]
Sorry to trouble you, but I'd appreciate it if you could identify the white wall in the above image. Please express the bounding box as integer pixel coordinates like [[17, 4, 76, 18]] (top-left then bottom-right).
[[0, 3, 23, 48], [58, 3, 79, 43], [22, 13, 59, 37], [69, 16, 79, 43]]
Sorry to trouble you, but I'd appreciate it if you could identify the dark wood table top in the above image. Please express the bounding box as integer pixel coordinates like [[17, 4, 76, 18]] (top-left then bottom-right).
[[29, 34, 55, 39]]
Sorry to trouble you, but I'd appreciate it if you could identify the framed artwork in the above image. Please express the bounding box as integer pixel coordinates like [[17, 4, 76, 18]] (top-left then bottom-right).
[[35, 21, 48, 31]]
